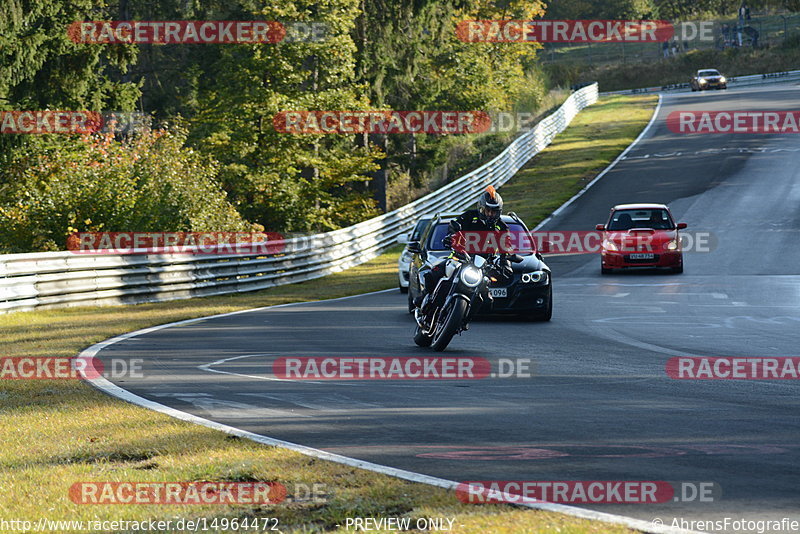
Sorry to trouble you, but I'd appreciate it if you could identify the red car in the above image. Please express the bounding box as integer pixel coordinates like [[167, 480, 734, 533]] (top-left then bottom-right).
[[595, 203, 687, 274]]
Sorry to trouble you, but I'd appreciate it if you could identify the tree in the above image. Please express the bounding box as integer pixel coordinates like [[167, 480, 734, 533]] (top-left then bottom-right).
[[0, 0, 141, 196], [544, 0, 654, 19], [0, 0, 139, 111], [191, 0, 381, 233], [354, 0, 547, 200], [0, 127, 250, 252]]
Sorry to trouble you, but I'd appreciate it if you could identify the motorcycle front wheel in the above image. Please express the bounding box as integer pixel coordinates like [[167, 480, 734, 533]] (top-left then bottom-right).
[[431, 298, 468, 352]]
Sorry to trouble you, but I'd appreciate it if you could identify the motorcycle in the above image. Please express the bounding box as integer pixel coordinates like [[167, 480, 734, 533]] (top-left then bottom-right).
[[413, 251, 519, 351]]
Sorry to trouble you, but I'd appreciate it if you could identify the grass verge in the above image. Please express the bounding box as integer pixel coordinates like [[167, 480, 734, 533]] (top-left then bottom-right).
[[0, 93, 656, 533], [504, 94, 658, 223]]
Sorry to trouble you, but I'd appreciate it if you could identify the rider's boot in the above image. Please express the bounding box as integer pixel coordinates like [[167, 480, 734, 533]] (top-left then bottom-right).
[[419, 293, 432, 314]]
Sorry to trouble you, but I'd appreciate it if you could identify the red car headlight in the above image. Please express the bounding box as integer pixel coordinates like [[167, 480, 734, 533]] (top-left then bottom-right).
[[602, 239, 618, 251]]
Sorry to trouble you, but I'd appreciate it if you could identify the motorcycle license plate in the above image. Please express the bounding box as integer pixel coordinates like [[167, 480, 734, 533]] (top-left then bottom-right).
[[489, 288, 507, 298], [630, 253, 655, 260]]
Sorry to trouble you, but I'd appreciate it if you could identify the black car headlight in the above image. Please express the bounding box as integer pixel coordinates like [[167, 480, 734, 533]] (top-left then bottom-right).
[[521, 271, 548, 284]]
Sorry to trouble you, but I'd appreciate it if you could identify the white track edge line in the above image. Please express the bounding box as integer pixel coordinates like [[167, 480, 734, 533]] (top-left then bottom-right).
[[533, 94, 664, 232], [77, 283, 704, 534]]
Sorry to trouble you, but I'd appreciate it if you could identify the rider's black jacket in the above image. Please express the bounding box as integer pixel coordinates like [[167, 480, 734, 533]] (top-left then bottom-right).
[[421, 210, 511, 298], [446, 209, 508, 238]]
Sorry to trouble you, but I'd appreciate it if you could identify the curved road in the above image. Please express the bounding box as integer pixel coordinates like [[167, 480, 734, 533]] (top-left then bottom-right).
[[96, 85, 800, 531]]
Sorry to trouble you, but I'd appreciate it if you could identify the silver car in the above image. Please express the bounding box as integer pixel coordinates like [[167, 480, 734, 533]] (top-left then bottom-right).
[[397, 217, 433, 293], [690, 69, 727, 91]]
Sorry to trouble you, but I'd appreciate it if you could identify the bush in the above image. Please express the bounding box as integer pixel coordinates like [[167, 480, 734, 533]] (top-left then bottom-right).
[[0, 127, 254, 253]]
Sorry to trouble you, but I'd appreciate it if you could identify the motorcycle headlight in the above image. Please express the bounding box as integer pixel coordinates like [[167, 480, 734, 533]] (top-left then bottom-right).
[[603, 239, 618, 251], [665, 239, 679, 251], [460, 266, 482, 287], [522, 271, 547, 284]]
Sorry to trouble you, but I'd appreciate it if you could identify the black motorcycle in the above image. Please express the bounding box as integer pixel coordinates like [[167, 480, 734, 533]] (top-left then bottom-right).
[[413, 252, 519, 351]]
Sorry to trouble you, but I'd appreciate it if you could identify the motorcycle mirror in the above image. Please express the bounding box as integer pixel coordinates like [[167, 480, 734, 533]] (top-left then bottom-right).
[[407, 241, 422, 253]]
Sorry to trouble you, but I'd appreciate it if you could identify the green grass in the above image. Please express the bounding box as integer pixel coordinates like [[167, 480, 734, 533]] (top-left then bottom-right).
[[0, 94, 657, 533], [503, 94, 658, 223]]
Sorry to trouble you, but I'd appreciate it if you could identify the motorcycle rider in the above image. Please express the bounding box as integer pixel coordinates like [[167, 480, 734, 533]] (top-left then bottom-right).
[[416, 185, 512, 314]]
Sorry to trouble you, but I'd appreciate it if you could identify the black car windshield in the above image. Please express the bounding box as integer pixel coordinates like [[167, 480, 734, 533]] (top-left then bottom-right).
[[427, 222, 535, 253], [607, 209, 675, 231], [698, 70, 720, 77]]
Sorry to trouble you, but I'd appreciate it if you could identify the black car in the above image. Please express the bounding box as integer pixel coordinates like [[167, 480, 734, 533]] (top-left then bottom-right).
[[690, 69, 728, 91], [407, 212, 552, 321]]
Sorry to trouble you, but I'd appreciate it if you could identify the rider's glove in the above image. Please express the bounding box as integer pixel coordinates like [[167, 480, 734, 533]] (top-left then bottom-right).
[[498, 257, 514, 279], [442, 234, 453, 248]]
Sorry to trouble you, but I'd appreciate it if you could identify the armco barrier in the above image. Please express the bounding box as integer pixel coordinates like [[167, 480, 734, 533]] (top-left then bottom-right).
[[0, 83, 599, 313], [600, 68, 800, 96]]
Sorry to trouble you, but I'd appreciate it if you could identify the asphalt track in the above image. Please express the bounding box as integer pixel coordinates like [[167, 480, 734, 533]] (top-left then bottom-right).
[[95, 84, 800, 532]]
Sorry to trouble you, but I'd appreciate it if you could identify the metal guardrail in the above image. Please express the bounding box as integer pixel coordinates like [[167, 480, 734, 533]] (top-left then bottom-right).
[[600, 68, 800, 96], [0, 83, 599, 313]]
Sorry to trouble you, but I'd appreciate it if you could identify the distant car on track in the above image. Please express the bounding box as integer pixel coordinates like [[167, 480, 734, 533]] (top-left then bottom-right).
[[690, 69, 727, 91], [596, 203, 687, 275], [397, 216, 434, 293]]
